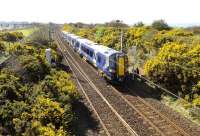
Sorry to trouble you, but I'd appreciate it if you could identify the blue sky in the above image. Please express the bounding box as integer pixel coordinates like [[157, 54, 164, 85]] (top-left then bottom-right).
[[0, 0, 200, 26]]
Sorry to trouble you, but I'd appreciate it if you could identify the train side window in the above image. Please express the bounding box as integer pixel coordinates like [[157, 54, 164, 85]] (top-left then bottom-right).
[[83, 47, 86, 53], [76, 42, 79, 47], [90, 51, 94, 58], [87, 49, 89, 55]]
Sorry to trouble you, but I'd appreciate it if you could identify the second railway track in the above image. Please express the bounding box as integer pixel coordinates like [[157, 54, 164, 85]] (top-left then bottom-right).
[[54, 29, 194, 136]]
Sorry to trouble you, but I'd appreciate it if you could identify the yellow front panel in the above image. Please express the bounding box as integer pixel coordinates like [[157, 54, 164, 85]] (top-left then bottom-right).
[[118, 57, 125, 76]]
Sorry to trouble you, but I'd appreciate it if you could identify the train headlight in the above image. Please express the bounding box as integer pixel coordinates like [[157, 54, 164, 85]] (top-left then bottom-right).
[[109, 69, 115, 73]]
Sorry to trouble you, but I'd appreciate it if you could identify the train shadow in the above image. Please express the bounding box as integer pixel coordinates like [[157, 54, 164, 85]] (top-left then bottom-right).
[[112, 77, 162, 101], [72, 100, 100, 136]]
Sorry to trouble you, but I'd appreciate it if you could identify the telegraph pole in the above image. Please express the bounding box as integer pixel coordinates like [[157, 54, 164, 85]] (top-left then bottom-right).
[[49, 25, 52, 46], [48, 23, 54, 47], [120, 29, 123, 52]]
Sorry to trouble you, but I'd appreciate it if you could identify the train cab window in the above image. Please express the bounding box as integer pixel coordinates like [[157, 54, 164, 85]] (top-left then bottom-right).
[[97, 56, 101, 63], [109, 54, 116, 69]]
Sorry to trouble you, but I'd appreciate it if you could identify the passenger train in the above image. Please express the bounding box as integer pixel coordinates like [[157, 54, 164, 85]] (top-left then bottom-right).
[[62, 31, 128, 82]]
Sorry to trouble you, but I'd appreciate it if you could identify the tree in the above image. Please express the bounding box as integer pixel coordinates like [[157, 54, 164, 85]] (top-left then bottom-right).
[[152, 19, 171, 31], [105, 20, 128, 28], [134, 22, 144, 27]]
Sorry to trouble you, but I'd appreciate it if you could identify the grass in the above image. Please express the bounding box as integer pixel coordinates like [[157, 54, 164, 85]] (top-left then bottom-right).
[[161, 95, 200, 125], [11, 27, 38, 37]]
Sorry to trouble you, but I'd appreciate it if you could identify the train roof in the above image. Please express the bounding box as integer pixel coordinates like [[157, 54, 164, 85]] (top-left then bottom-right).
[[70, 34, 80, 39], [62, 31, 69, 34], [92, 44, 119, 56], [76, 38, 92, 44], [63, 31, 119, 56]]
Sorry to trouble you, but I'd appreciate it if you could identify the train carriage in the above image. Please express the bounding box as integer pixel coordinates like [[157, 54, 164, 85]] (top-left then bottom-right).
[[62, 31, 128, 82], [79, 41, 96, 64]]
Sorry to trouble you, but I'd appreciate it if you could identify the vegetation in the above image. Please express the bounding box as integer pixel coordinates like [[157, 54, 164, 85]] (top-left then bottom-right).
[[12, 27, 38, 37], [0, 32, 24, 43], [63, 20, 200, 122], [144, 43, 200, 98], [151, 19, 171, 31], [0, 25, 79, 135]]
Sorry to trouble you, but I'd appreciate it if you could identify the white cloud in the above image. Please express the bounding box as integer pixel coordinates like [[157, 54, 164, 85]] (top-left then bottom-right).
[[0, 0, 199, 25]]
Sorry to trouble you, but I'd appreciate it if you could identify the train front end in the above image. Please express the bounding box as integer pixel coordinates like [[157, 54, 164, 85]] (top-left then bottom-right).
[[109, 52, 128, 82], [116, 53, 128, 82]]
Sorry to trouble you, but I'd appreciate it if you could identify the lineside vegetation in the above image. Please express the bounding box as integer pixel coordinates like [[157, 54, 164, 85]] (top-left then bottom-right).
[[0, 26, 79, 135], [63, 20, 200, 122]]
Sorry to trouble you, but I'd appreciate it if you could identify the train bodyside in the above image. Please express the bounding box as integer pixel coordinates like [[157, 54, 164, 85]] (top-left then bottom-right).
[[62, 31, 128, 82], [79, 41, 96, 65]]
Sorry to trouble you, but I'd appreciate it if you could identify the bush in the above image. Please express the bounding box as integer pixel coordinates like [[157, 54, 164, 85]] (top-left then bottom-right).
[[19, 55, 50, 82], [31, 96, 64, 126], [42, 69, 79, 103], [0, 69, 23, 101], [1, 32, 24, 43], [0, 27, 78, 136]]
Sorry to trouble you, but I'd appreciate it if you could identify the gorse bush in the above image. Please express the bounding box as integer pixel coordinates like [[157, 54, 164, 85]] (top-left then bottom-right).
[[1, 32, 24, 43], [0, 26, 79, 135], [144, 43, 200, 100], [19, 55, 50, 82]]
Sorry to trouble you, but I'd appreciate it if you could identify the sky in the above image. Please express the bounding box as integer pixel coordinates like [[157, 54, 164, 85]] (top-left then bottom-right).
[[0, 0, 200, 26]]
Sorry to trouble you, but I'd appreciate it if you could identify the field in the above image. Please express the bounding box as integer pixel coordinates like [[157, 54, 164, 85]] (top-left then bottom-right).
[[12, 27, 38, 37]]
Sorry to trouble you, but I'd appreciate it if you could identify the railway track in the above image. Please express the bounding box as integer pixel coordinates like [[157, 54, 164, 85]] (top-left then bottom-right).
[[55, 31, 138, 136], [112, 86, 192, 136], [54, 29, 193, 136]]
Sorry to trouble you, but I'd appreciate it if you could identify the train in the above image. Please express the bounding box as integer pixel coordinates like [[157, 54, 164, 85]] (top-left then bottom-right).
[[62, 31, 128, 82]]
